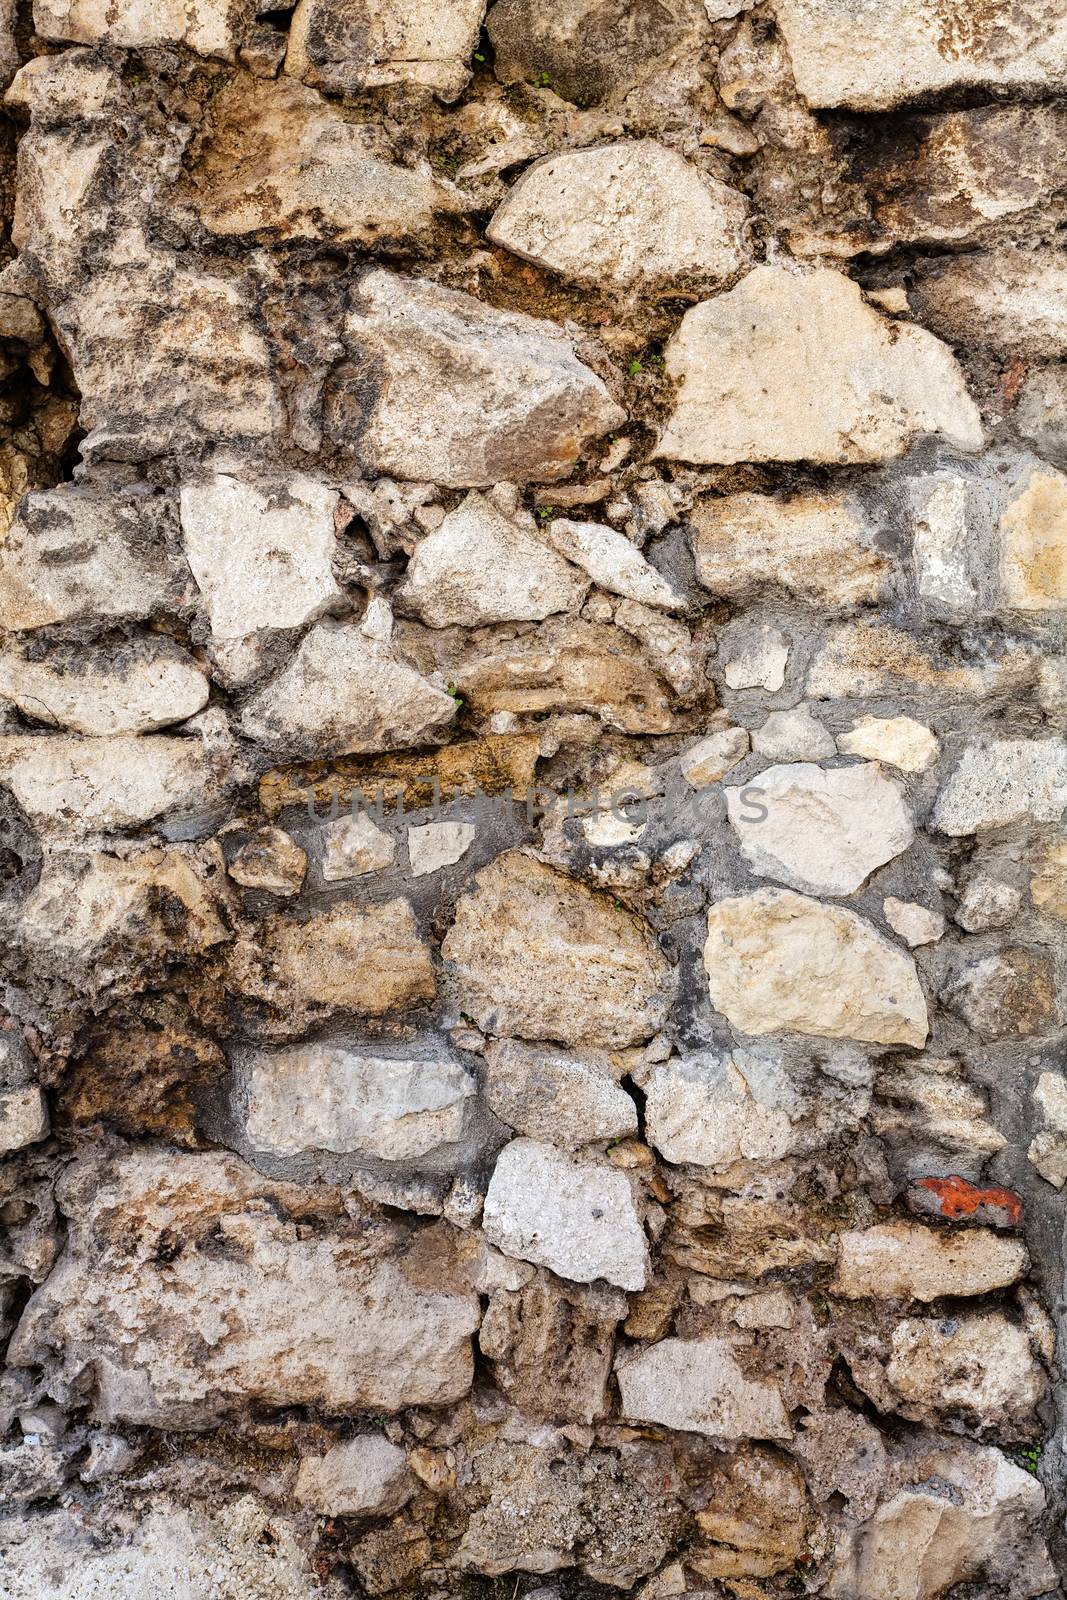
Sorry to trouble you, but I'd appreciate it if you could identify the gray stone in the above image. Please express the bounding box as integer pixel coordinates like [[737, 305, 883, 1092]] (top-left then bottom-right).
[[0, 1085, 48, 1153], [932, 738, 1067, 834], [286, 0, 486, 96], [616, 1336, 791, 1441], [483, 1039, 637, 1148], [295, 1435, 414, 1517], [1028, 1071, 1067, 1188], [752, 704, 835, 761], [643, 1048, 797, 1170], [723, 625, 789, 691]]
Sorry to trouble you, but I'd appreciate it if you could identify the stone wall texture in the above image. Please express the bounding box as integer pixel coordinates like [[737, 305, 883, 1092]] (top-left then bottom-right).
[[0, 1, 1065, 1596]]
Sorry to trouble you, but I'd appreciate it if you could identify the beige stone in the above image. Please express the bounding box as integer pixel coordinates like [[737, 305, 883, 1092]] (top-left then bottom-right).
[[322, 813, 396, 880], [1028, 1070, 1067, 1188], [483, 1038, 637, 1149], [286, 0, 486, 97], [933, 738, 1067, 834], [807, 621, 1037, 702], [1031, 839, 1067, 920], [680, 726, 750, 787], [911, 245, 1067, 359], [838, 716, 940, 773], [879, 1313, 1046, 1432], [691, 490, 889, 604], [999, 465, 1067, 611], [616, 1336, 791, 1441], [34, 0, 250, 58], [0, 1085, 48, 1153], [228, 827, 307, 896], [0, 643, 208, 735], [834, 1221, 1027, 1301], [407, 821, 476, 877], [295, 1436, 414, 1518], [883, 898, 945, 948], [545, 517, 684, 610], [643, 1048, 797, 1170]]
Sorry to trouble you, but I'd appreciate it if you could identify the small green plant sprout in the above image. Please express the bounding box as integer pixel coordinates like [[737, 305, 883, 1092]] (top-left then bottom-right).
[[532, 70, 551, 87], [445, 684, 465, 708], [628, 357, 643, 376], [1014, 1445, 1042, 1475], [537, 505, 555, 520], [473, 51, 486, 61]]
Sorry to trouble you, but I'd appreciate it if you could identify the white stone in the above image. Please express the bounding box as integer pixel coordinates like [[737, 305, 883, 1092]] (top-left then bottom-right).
[[774, 0, 1067, 111], [408, 821, 477, 876], [680, 726, 750, 788], [655, 267, 982, 466], [295, 1435, 414, 1518], [912, 476, 978, 619], [692, 490, 890, 605], [342, 271, 624, 487], [545, 518, 684, 610], [834, 1221, 1028, 1301], [245, 1044, 474, 1159], [1028, 1071, 1067, 1188], [644, 1048, 797, 1170], [615, 1336, 790, 1441], [286, 0, 486, 97], [322, 813, 396, 881], [0, 1085, 48, 1153], [883, 898, 945, 948], [180, 472, 342, 681], [705, 889, 929, 1047], [34, 0, 247, 58], [0, 644, 208, 735], [879, 1314, 1046, 1431], [752, 704, 835, 761], [483, 1039, 637, 1149], [240, 622, 457, 758], [932, 739, 1067, 834], [837, 716, 940, 773], [614, 600, 697, 695], [723, 626, 789, 690], [398, 493, 588, 627], [487, 140, 748, 291], [726, 762, 914, 897], [482, 1138, 649, 1291]]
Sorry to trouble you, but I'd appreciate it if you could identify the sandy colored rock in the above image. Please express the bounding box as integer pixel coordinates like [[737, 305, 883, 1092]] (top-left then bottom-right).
[[483, 1137, 649, 1290], [487, 140, 748, 291], [487, 0, 701, 104], [998, 464, 1067, 611], [807, 621, 1037, 702], [545, 517, 684, 610], [285, 0, 486, 97], [910, 245, 1067, 359], [873, 1313, 1046, 1433], [883, 898, 945, 948], [655, 266, 982, 466], [691, 490, 890, 604], [1028, 1070, 1067, 1188], [295, 1435, 414, 1517], [834, 1221, 1028, 1301], [442, 850, 674, 1046], [933, 738, 1067, 834], [944, 948, 1057, 1040], [398, 493, 588, 627], [0, 642, 208, 734], [838, 716, 940, 773], [33, 0, 251, 57], [337, 271, 624, 487], [644, 1048, 797, 1170], [483, 1038, 637, 1148], [0, 1085, 48, 1153], [479, 1272, 626, 1423], [8, 1149, 481, 1424], [680, 726, 750, 787], [692, 1448, 812, 1580], [616, 1336, 791, 1441], [1030, 838, 1067, 920], [322, 812, 396, 880], [245, 1042, 474, 1159], [705, 889, 928, 1047]]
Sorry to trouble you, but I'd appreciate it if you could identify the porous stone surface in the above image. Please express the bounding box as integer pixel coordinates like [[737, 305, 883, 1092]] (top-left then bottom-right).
[[0, 9, 1063, 1596]]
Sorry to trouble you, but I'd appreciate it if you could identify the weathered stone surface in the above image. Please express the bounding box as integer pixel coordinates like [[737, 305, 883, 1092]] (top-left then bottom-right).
[[483, 1138, 649, 1290], [753, 703, 835, 761], [705, 889, 928, 1046], [911, 246, 1067, 359], [480, 1271, 626, 1422], [296, 1435, 414, 1517], [691, 490, 890, 604], [1031, 839, 1067, 920], [0, 1085, 48, 1153], [483, 1039, 637, 1148], [680, 726, 750, 787], [9, 1149, 481, 1424], [999, 464, 1067, 611], [487, 141, 748, 291], [189, 75, 459, 244], [656, 267, 982, 466], [933, 738, 1067, 834], [1028, 1071, 1067, 1188], [407, 820, 476, 877], [644, 1048, 797, 1170], [726, 761, 914, 896], [774, 0, 1067, 111], [397, 493, 588, 627], [807, 621, 1037, 702], [723, 624, 789, 690], [834, 1221, 1028, 1302], [616, 1336, 791, 1441], [335, 272, 624, 486], [321, 812, 395, 880], [286, 0, 486, 96], [228, 827, 307, 895], [442, 851, 675, 1046], [34, 0, 251, 57], [240, 621, 457, 758], [692, 1448, 813, 1580], [838, 715, 940, 772], [956, 873, 1022, 933], [244, 1043, 475, 1159], [545, 517, 684, 609], [1016, 363, 1067, 460], [944, 948, 1057, 1039], [0, 641, 208, 734], [487, 0, 702, 104], [884, 898, 945, 948]]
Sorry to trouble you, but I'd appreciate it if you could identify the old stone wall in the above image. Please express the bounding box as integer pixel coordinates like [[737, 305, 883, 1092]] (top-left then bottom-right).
[[0, 0, 1065, 1595]]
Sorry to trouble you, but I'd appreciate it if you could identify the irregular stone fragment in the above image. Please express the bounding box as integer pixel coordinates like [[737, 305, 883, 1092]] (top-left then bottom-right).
[[773, 0, 1067, 111], [0, 642, 208, 735], [321, 813, 395, 880], [834, 1221, 1028, 1302], [245, 1043, 475, 1159], [838, 715, 940, 773], [863, 1312, 1046, 1435], [0, 1085, 48, 1153], [956, 873, 1021, 933], [932, 738, 1067, 833], [240, 622, 457, 758], [397, 493, 588, 627], [752, 703, 835, 761], [295, 1436, 414, 1517], [691, 490, 890, 604], [616, 1336, 791, 1441], [998, 464, 1067, 611], [872, 1058, 1007, 1166], [487, 141, 748, 291], [614, 600, 697, 695], [726, 762, 914, 897], [442, 851, 674, 1046], [883, 899, 944, 948], [1031, 839, 1067, 920], [228, 827, 307, 895], [1015, 363, 1067, 460], [479, 1271, 627, 1422], [0, 733, 234, 837], [0, 486, 184, 632], [545, 517, 684, 609], [483, 1138, 649, 1290], [911, 475, 977, 620], [944, 948, 1057, 1039], [9, 1149, 481, 1423], [680, 726, 750, 787], [655, 267, 982, 466], [723, 625, 789, 690], [483, 1039, 637, 1148], [692, 1449, 812, 1579], [33, 0, 250, 56], [286, 0, 486, 96], [644, 1048, 797, 1170], [335, 271, 624, 486], [807, 622, 1036, 701], [487, 0, 701, 104], [704, 889, 928, 1047], [190, 74, 459, 244], [407, 820, 475, 876], [1028, 1071, 1067, 1188], [910, 246, 1067, 359]]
